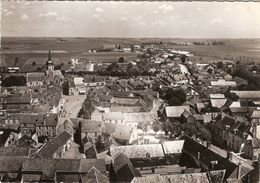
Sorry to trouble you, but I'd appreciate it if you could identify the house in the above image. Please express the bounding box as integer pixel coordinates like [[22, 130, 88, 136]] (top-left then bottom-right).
[[181, 110, 196, 123], [34, 131, 72, 158], [103, 44, 117, 50], [84, 75, 106, 88], [180, 135, 254, 182], [209, 112, 260, 161], [131, 172, 213, 183], [15, 113, 59, 140], [233, 76, 248, 87], [81, 167, 109, 183], [71, 118, 103, 143], [74, 77, 86, 95], [1, 97, 32, 113], [0, 156, 25, 182], [111, 153, 141, 182], [21, 158, 107, 182], [110, 140, 184, 160], [26, 72, 45, 87], [165, 106, 190, 118], [210, 79, 236, 87], [113, 124, 138, 145], [174, 74, 188, 84], [232, 91, 260, 101], [0, 147, 29, 157]]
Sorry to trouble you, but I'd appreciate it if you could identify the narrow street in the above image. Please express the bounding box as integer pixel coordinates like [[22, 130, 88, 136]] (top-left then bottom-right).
[[57, 95, 86, 134]]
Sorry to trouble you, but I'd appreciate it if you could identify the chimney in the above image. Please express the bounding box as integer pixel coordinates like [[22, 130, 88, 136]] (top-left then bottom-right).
[[227, 151, 233, 161], [207, 141, 212, 149]]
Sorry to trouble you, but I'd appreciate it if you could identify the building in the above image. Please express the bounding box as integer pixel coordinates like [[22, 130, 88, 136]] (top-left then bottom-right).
[[34, 131, 72, 158], [26, 72, 45, 87], [21, 158, 107, 182]]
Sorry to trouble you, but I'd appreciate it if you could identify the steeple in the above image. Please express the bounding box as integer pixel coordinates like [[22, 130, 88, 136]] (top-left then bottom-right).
[[48, 50, 52, 61], [46, 50, 54, 72]]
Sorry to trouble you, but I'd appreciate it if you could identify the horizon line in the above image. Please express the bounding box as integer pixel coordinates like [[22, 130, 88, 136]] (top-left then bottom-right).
[[2, 36, 260, 39]]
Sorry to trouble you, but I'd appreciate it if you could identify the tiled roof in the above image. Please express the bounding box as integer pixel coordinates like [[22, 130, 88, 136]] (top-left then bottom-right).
[[231, 91, 260, 99], [81, 167, 109, 183], [0, 147, 29, 156], [114, 125, 134, 141], [162, 140, 184, 154], [251, 110, 260, 118], [34, 131, 71, 158], [70, 118, 103, 133], [22, 158, 106, 181], [165, 106, 190, 118], [17, 113, 59, 127], [123, 112, 158, 122], [210, 99, 227, 108], [0, 156, 25, 172], [111, 97, 140, 105], [131, 172, 210, 183], [110, 144, 165, 159], [26, 72, 45, 83]]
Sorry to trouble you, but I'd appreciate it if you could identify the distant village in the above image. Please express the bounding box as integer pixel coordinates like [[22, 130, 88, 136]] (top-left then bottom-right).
[[1, 42, 260, 183]]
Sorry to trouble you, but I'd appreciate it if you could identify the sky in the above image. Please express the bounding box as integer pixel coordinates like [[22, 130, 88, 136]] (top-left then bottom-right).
[[1, 1, 260, 38]]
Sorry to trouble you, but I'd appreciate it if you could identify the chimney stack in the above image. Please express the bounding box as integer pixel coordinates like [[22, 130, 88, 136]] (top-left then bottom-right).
[[227, 151, 233, 161], [207, 140, 212, 149]]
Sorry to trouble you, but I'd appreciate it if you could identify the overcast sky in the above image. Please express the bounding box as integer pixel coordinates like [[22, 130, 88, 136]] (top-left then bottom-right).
[[1, 1, 260, 38]]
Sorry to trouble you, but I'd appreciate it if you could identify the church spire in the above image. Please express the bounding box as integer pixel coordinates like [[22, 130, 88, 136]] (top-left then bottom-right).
[[48, 50, 51, 61]]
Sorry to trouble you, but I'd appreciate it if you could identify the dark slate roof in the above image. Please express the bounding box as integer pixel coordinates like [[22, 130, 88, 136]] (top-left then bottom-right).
[[113, 153, 141, 182], [22, 158, 107, 182], [15, 113, 58, 127], [34, 131, 71, 158], [181, 136, 253, 181]]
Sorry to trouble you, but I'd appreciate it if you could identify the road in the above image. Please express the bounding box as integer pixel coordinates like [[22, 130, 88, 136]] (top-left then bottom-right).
[[57, 95, 86, 134]]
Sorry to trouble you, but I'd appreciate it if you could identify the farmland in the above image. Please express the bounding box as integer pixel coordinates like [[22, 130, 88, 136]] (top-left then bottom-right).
[[1, 37, 260, 68]]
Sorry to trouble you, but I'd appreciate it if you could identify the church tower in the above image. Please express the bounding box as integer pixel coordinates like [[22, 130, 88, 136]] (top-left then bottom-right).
[[46, 50, 54, 72]]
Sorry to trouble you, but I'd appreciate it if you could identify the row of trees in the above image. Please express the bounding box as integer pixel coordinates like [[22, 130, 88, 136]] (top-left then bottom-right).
[[162, 119, 211, 141], [1, 75, 26, 87]]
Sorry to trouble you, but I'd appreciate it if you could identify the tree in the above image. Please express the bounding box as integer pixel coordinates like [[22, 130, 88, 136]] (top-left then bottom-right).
[[225, 91, 239, 101], [14, 57, 19, 66], [107, 62, 119, 72], [181, 55, 187, 64], [152, 121, 161, 134], [252, 65, 258, 72], [95, 135, 104, 152], [163, 88, 186, 106], [54, 63, 64, 70], [217, 61, 223, 69], [168, 97, 182, 106], [118, 57, 125, 63], [127, 63, 133, 71], [62, 81, 69, 95], [207, 68, 213, 74], [2, 75, 26, 87]]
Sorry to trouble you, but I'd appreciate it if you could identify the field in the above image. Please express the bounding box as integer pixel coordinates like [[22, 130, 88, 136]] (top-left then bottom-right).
[[1, 37, 260, 68]]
